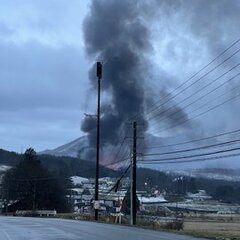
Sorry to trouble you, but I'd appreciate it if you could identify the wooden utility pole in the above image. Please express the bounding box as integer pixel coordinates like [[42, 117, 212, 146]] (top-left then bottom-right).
[[131, 121, 137, 225], [94, 62, 102, 221]]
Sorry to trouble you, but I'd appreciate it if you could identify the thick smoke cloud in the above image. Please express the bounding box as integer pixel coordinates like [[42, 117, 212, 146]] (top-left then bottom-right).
[[81, 0, 152, 152], [81, 0, 240, 170], [81, 0, 191, 161]]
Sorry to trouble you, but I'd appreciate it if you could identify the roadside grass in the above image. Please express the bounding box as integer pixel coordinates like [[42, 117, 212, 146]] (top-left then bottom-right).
[[180, 230, 240, 240], [182, 219, 240, 240]]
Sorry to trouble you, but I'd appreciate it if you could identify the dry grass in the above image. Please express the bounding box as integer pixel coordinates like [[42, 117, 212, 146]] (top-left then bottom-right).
[[56, 213, 240, 239], [182, 216, 240, 239]]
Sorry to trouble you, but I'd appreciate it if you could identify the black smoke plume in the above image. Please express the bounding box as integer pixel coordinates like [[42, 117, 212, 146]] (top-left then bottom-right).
[[81, 0, 151, 153], [81, 0, 190, 162]]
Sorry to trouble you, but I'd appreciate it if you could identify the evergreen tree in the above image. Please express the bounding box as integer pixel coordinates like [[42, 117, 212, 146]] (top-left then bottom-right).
[[2, 148, 71, 212]]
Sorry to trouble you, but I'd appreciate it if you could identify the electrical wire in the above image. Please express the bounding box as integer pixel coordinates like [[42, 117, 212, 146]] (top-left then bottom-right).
[[139, 146, 240, 162], [142, 138, 240, 156], [143, 128, 240, 150], [105, 164, 131, 194], [145, 47, 240, 118], [138, 152, 240, 165], [144, 38, 240, 117], [106, 124, 131, 167], [147, 88, 240, 136], [148, 66, 240, 125], [104, 156, 131, 168], [107, 123, 129, 163], [150, 72, 240, 130]]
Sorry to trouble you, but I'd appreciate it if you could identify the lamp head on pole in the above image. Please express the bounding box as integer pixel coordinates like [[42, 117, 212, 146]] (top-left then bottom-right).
[[96, 62, 102, 79]]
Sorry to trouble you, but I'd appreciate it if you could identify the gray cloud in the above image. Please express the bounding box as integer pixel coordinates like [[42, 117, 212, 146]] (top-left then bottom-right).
[[0, 0, 91, 152], [0, 41, 88, 111], [0, 21, 13, 37], [0, 38, 90, 152]]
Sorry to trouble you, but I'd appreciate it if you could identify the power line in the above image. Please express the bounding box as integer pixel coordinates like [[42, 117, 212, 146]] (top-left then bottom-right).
[[148, 65, 240, 124], [140, 146, 240, 162], [143, 128, 240, 150], [107, 140, 128, 167], [144, 38, 240, 117], [139, 152, 240, 165], [104, 156, 131, 168], [148, 81, 239, 134], [105, 124, 131, 168], [107, 123, 129, 163], [150, 72, 240, 129], [145, 46, 240, 118], [104, 121, 144, 168], [142, 138, 240, 156], [147, 87, 240, 136], [118, 137, 131, 164], [107, 164, 131, 194], [118, 145, 131, 167]]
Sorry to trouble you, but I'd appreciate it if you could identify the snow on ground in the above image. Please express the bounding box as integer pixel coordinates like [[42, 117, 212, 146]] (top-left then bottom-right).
[[71, 188, 84, 194], [0, 165, 11, 172], [70, 176, 89, 185], [170, 170, 240, 182], [199, 173, 240, 182], [161, 201, 239, 214], [0, 165, 11, 183], [187, 190, 212, 200], [139, 196, 167, 204]]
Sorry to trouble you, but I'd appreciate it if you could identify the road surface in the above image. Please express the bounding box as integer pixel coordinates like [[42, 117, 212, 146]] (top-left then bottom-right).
[[0, 216, 207, 240]]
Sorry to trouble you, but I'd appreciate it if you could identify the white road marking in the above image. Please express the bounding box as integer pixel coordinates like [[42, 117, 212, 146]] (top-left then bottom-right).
[[1, 230, 12, 240]]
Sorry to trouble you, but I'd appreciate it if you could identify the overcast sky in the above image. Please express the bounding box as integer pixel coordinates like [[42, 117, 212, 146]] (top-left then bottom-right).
[[1, 0, 240, 156], [0, 0, 91, 152]]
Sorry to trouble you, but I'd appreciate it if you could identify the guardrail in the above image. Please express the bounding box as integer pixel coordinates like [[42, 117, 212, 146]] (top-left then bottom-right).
[[15, 210, 57, 217]]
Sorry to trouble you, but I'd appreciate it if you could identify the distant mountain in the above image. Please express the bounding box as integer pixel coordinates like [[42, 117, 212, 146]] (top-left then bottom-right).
[[0, 148, 117, 179], [39, 134, 176, 160], [40, 136, 89, 158], [40, 133, 240, 170]]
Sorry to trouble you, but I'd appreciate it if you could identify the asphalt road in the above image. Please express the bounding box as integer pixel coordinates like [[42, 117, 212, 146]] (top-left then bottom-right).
[[0, 216, 207, 240]]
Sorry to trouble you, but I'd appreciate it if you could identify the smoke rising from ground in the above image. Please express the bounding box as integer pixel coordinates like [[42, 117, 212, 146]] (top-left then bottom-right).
[[81, 0, 191, 156], [81, 0, 240, 168], [81, 0, 151, 154]]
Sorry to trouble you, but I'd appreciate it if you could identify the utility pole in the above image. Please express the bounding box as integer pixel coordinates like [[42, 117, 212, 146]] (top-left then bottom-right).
[[94, 62, 102, 221], [131, 121, 137, 225]]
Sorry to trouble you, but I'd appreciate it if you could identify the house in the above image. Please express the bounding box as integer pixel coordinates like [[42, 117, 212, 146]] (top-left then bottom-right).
[[139, 195, 168, 213]]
